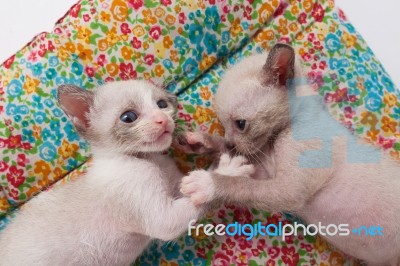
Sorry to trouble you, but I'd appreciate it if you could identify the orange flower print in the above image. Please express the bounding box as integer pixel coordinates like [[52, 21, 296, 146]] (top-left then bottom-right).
[[142, 9, 157, 25], [34, 160, 51, 177], [367, 129, 380, 142], [230, 18, 243, 37], [209, 122, 224, 136], [303, 0, 314, 13], [57, 47, 70, 61], [133, 25, 145, 37], [58, 140, 79, 160], [23, 75, 40, 94], [32, 125, 42, 140], [170, 50, 179, 62], [255, 29, 275, 42], [291, 5, 299, 15], [313, 235, 328, 253], [77, 43, 94, 62], [53, 167, 63, 178], [193, 106, 214, 124], [121, 46, 133, 60], [64, 42, 76, 53], [77, 26, 92, 44], [199, 54, 216, 71], [160, 258, 178, 266], [106, 27, 120, 46], [0, 197, 10, 212], [277, 18, 289, 35], [154, 65, 165, 77], [106, 63, 119, 76], [258, 0, 278, 24], [390, 150, 400, 160], [190, 226, 207, 241], [163, 36, 173, 49], [360, 111, 378, 128], [98, 39, 109, 51], [199, 86, 211, 100], [329, 251, 344, 266], [341, 32, 357, 48], [154, 7, 165, 18], [110, 0, 129, 21], [289, 22, 298, 32], [384, 92, 397, 107], [100, 10, 111, 23], [382, 116, 397, 134], [165, 14, 176, 25]]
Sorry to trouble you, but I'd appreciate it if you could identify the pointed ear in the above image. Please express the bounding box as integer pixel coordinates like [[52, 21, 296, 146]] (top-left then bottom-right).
[[263, 43, 295, 86], [57, 85, 94, 134]]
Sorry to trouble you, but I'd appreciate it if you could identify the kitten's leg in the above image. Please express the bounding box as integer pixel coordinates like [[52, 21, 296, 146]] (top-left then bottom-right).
[[181, 154, 255, 205], [181, 154, 331, 212], [141, 196, 203, 241], [140, 156, 253, 241]]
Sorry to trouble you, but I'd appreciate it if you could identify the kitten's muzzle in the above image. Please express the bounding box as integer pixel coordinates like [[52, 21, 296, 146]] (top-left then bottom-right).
[[225, 141, 235, 150]]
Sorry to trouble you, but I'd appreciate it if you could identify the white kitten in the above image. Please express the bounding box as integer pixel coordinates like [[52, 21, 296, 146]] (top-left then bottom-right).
[[0, 80, 253, 266], [180, 44, 400, 265]]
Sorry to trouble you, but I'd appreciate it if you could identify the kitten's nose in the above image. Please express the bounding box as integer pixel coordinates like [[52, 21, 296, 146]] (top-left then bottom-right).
[[153, 113, 168, 127], [225, 141, 235, 150]]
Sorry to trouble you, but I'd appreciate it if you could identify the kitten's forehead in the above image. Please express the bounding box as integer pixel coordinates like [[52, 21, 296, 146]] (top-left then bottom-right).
[[215, 54, 269, 119], [93, 80, 167, 111]]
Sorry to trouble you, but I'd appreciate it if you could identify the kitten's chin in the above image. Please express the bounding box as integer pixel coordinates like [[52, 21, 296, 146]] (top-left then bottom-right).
[[141, 132, 173, 153]]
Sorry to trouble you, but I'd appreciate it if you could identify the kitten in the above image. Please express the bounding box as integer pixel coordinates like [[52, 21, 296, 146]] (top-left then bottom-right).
[[0, 80, 253, 265], [180, 44, 400, 265]]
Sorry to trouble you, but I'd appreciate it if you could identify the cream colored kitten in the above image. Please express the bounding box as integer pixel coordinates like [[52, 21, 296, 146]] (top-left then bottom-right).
[[180, 44, 400, 265], [0, 80, 253, 266]]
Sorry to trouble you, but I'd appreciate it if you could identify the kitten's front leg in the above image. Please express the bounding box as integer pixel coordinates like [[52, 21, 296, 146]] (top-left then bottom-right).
[[181, 155, 331, 212], [180, 154, 255, 206], [141, 196, 203, 241]]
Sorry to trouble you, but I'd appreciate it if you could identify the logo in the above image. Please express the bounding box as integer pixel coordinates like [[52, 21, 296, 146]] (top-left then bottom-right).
[[188, 220, 384, 241]]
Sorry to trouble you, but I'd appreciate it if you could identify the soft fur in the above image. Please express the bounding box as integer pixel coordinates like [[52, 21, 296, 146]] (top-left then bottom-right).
[[180, 44, 400, 265], [0, 80, 253, 265]]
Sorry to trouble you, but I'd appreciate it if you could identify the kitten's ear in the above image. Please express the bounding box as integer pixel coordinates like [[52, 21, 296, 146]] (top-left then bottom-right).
[[263, 43, 295, 86], [57, 85, 94, 134]]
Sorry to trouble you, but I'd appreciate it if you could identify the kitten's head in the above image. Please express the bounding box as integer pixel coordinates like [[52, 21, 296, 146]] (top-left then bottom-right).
[[58, 80, 177, 155], [215, 43, 295, 156]]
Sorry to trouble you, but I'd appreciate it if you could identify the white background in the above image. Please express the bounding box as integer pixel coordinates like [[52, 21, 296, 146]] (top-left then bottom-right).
[[0, 0, 398, 87]]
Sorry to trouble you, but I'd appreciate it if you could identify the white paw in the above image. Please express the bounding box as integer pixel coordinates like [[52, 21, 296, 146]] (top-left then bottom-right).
[[214, 153, 255, 177], [180, 170, 215, 206]]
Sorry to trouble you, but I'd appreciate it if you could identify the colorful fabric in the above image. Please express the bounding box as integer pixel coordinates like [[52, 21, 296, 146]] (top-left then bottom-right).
[[0, 0, 397, 265]]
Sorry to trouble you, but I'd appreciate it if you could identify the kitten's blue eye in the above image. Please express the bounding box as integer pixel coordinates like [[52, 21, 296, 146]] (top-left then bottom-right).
[[120, 111, 137, 123], [235, 120, 246, 131], [157, 100, 168, 109]]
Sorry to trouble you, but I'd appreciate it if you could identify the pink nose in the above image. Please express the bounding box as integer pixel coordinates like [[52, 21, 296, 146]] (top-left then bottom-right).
[[153, 113, 168, 128]]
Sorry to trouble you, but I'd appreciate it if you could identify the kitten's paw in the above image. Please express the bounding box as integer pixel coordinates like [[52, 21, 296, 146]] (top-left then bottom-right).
[[215, 153, 255, 177], [175, 132, 214, 154], [180, 170, 215, 206]]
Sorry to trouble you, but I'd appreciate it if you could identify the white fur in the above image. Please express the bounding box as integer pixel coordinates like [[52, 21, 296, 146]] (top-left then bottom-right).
[[182, 48, 400, 265], [0, 81, 203, 265]]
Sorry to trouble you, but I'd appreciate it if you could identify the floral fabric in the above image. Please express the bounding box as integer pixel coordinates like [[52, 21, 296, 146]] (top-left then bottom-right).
[[0, 0, 397, 265]]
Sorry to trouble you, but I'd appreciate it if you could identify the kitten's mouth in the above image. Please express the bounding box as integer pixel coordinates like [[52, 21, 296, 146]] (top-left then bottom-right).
[[152, 130, 172, 143]]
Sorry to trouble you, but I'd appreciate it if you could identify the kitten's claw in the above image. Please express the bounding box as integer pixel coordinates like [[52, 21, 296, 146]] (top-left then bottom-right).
[[180, 170, 215, 206], [175, 132, 214, 154], [215, 153, 255, 177]]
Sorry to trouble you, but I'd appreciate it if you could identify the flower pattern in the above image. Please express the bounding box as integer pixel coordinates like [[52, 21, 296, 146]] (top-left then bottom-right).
[[0, 0, 398, 265]]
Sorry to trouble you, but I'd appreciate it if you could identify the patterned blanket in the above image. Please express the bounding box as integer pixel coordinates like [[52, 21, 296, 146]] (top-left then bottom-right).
[[0, 0, 398, 264]]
